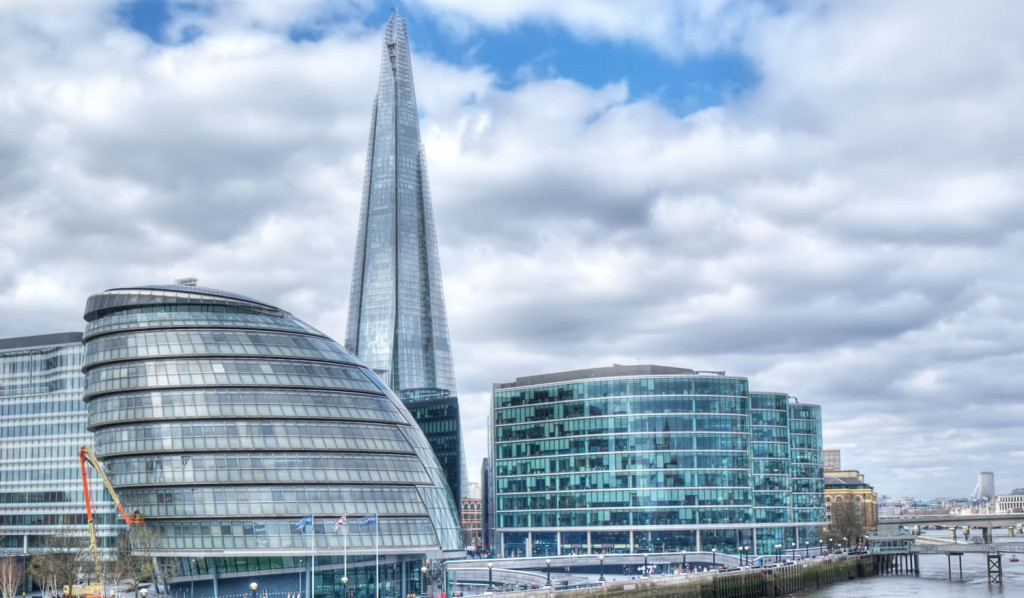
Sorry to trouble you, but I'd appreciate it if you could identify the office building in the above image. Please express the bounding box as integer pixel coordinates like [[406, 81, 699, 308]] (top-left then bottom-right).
[[82, 283, 463, 598], [0, 333, 117, 561], [490, 364, 824, 557], [789, 403, 825, 526], [344, 12, 467, 505]]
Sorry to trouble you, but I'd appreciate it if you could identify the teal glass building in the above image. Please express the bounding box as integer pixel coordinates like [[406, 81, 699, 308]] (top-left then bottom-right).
[[82, 283, 462, 598], [490, 365, 824, 558], [344, 13, 467, 505]]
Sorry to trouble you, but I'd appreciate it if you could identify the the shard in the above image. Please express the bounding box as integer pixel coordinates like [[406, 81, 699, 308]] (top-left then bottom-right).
[[346, 13, 467, 506]]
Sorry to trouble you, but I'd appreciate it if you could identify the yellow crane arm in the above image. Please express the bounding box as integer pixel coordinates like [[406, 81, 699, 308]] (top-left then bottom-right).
[[79, 445, 143, 575]]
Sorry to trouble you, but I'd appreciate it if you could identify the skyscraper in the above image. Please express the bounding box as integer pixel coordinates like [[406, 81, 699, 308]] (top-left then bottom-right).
[[345, 13, 466, 504]]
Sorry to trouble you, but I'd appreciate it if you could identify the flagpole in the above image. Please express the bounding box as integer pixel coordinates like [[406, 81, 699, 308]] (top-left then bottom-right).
[[311, 515, 316, 598], [375, 513, 379, 598]]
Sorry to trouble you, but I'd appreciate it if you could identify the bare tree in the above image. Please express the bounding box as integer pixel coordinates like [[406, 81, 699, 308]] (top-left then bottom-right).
[[117, 525, 161, 598], [0, 556, 24, 598], [830, 499, 866, 548], [29, 529, 89, 597]]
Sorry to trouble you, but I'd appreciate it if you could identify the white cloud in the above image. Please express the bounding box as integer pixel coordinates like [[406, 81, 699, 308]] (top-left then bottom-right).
[[1, 0, 1023, 500]]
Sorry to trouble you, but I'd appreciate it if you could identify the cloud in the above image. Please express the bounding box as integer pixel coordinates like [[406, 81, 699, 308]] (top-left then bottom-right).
[[1, 0, 1023, 501], [411, 0, 767, 59]]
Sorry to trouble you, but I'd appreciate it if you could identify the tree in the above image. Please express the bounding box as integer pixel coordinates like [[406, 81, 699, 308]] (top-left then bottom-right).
[[0, 556, 24, 598], [29, 528, 88, 598], [116, 525, 162, 598], [830, 499, 866, 547]]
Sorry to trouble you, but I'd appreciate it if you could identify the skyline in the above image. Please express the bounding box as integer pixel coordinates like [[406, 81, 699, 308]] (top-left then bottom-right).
[[1, 0, 1022, 500]]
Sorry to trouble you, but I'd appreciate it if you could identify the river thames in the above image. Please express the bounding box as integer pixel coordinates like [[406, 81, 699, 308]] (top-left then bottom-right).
[[798, 528, 1024, 597]]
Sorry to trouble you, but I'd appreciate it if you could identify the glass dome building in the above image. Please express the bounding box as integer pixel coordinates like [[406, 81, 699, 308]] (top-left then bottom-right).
[[82, 284, 462, 598]]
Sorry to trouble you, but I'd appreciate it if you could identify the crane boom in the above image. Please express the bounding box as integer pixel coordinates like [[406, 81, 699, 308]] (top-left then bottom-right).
[[79, 446, 144, 578]]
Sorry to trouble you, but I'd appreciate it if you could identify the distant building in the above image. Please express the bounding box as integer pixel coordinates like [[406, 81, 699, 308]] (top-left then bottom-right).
[[466, 482, 480, 500], [993, 495, 1024, 514], [0, 333, 117, 560], [824, 469, 878, 533], [460, 498, 482, 550], [974, 472, 996, 502], [482, 457, 494, 553], [490, 364, 825, 557], [823, 449, 841, 472]]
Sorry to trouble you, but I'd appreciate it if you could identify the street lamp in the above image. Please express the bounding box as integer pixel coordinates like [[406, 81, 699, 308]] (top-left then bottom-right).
[[545, 559, 551, 586], [341, 577, 348, 598], [140, 590, 148, 598], [842, 537, 848, 551], [804, 541, 810, 557], [643, 554, 649, 578], [682, 551, 687, 572], [774, 544, 782, 563], [818, 540, 823, 556], [488, 563, 495, 591], [421, 566, 428, 598], [791, 542, 796, 560], [598, 555, 605, 582], [250, 582, 258, 598], [711, 548, 716, 568]]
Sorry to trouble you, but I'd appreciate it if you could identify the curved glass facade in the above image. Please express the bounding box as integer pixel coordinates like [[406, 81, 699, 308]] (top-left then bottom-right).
[[83, 284, 462, 597], [491, 365, 824, 558]]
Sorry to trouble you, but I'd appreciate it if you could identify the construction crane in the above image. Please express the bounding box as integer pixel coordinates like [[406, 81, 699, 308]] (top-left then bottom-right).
[[79, 446, 144, 579]]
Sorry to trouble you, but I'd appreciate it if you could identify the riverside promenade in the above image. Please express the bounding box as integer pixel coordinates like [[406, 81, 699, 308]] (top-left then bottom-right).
[[452, 555, 872, 598]]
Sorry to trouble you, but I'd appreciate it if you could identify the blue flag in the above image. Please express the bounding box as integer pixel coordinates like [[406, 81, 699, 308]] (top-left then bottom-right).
[[358, 514, 377, 526], [295, 515, 313, 530]]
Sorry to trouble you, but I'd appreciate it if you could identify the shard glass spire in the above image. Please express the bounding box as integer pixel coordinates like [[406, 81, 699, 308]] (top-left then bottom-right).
[[346, 14, 457, 395], [346, 14, 467, 503]]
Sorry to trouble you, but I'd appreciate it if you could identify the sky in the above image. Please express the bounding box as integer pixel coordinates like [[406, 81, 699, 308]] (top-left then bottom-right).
[[2, 0, 1023, 501]]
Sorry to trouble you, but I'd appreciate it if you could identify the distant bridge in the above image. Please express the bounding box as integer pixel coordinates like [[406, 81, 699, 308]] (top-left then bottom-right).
[[879, 513, 1024, 528]]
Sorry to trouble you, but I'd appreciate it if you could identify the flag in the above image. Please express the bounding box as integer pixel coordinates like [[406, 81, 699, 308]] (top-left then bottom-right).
[[358, 514, 377, 526], [295, 515, 313, 530], [333, 515, 347, 532]]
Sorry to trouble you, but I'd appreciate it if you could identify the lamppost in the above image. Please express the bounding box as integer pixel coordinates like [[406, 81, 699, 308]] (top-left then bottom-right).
[[804, 541, 810, 557], [341, 576, 348, 598], [818, 540, 823, 556], [250, 582, 258, 598], [643, 554, 649, 578], [711, 548, 716, 568], [842, 537, 848, 552], [420, 566, 428, 598], [141, 589, 148, 598], [791, 542, 796, 560], [545, 559, 551, 587], [598, 555, 605, 582], [682, 551, 687, 573], [488, 563, 494, 591], [774, 544, 782, 563], [738, 546, 746, 566]]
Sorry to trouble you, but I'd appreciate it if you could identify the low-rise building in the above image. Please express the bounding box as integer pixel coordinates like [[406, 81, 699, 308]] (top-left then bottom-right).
[[824, 469, 878, 534]]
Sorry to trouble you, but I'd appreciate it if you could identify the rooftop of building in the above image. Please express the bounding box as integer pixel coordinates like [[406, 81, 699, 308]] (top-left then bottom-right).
[[825, 470, 874, 489], [495, 363, 742, 389], [0, 331, 83, 351]]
